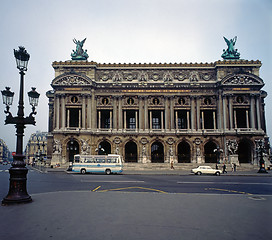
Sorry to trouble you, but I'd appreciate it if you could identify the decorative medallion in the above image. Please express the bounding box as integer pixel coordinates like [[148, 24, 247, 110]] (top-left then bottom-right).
[[140, 137, 148, 145], [166, 137, 175, 145]]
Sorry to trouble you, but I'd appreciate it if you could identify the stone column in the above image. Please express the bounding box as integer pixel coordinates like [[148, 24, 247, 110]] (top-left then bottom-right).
[[144, 97, 148, 130], [67, 109, 70, 128], [170, 97, 174, 130], [91, 90, 97, 130], [113, 97, 117, 130], [256, 95, 261, 130], [228, 95, 233, 130], [139, 97, 143, 130], [82, 95, 86, 129], [190, 97, 195, 130], [135, 111, 138, 130], [246, 110, 249, 128], [196, 97, 200, 130], [124, 110, 127, 129], [187, 111, 190, 129], [87, 95, 92, 129], [165, 97, 170, 130], [201, 111, 204, 129], [217, 93, 222, 130], [61, 95, 66, 129], [79, 109, 81, 128], [110, 110, 112, 130], [222, 95, 227, 130], [118, 97, 123, 130], [234, 110, 237, 128], [98, 110, 101, 129], [175, 111, 178, 130], [250, 94, 256, 129], [55, 95, 60, 130], [150, 111, 152, 130], [161, 111, 164, 130], [213, 111, 216, 129]]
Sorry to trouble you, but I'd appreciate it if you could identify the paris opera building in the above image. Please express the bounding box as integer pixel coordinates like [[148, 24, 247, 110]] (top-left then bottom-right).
[[46, 39, 268, 168]]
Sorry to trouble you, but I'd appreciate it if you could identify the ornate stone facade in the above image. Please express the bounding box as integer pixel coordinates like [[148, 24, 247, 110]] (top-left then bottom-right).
[[46, 59, 268, 167]]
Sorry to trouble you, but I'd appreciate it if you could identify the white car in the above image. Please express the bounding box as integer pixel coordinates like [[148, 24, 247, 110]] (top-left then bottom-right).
[[191, 166, 222, 176]]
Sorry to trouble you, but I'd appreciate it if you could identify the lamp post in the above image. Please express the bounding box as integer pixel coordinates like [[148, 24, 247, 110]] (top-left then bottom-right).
[[255, 139, 268, 174], [1, 46, 40, 205], [214, 146, 223, 164]]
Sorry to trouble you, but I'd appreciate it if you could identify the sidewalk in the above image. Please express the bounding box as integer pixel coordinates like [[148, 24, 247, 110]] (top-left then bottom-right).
[[30, 165, 272, 176]]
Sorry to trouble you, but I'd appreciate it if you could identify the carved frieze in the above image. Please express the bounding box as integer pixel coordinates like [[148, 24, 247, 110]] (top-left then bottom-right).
[[53, 74, 92, 86], [96, 69, 216, 84], [221, 74, 264, 86]]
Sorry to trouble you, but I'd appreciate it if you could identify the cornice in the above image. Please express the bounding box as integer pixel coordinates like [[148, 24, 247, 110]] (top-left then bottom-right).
[[52, 59, 262, 69]]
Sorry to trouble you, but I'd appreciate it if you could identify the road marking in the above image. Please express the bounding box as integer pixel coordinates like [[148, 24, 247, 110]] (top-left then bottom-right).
[[205, 187, 253, 195], [97, 186, 167, 194], [92, 186, 101, 192], [177, 182, 272, 185], [81, 180, 145, 183]]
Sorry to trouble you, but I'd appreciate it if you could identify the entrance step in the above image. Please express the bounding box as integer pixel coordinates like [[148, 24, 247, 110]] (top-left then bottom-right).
[[123, 163, 259, 171]]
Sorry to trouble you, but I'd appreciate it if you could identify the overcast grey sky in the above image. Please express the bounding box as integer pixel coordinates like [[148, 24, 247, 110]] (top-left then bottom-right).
[[0, 0, 271, 151]]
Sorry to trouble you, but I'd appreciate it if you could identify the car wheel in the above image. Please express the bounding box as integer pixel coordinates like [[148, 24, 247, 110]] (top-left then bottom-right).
[[215, 171, 220, 176], [196, 171, 202, 175], [105, 169, 111, 175], [81, 169, 86, 174]]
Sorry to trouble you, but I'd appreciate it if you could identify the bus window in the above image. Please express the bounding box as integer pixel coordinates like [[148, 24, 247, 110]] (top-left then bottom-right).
[[74, 155, 80, 163], [84, 157, 93, 163]]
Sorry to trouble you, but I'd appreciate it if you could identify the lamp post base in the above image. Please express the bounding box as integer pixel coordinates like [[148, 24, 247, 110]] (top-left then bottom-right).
[[2, 167, 32, 205], [258, 168, 268, 174]]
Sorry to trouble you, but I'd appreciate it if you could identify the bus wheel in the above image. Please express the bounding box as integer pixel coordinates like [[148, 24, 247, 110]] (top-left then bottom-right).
[[81, 169, 86, 174], [105, 169, 111, 175]]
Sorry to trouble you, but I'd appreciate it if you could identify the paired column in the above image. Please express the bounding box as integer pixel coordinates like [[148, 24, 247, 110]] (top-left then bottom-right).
[[250, 94, 256, 129]]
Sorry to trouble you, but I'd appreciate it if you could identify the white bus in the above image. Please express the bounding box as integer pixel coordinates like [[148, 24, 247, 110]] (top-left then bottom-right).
[[71, 154, 123, 174]]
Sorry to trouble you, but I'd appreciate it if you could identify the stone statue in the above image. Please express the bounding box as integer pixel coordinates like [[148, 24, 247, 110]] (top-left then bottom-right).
[[115, 146, 119, 155], [53, 139, 62, 154], [226, 139, 238, 155], [221, 36, 240, 60], [81, 139, 90, 155], [71, 38, 89, 60]]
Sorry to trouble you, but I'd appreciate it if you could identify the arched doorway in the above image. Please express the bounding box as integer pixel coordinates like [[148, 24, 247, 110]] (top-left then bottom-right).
[[125, 141, 138, 162], [204, 141, 217, 163], [151, 141, 164, 163], [67, 138, 79, 162], [238, 140, 251, 163], [98, 140, 111, 155], [178, 141, 191, 163]]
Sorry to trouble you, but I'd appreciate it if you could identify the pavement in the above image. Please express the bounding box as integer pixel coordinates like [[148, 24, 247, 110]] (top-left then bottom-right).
[[1, 190, 271, 240], [36, 165, 272, 176], [1, 166, 271, 240]]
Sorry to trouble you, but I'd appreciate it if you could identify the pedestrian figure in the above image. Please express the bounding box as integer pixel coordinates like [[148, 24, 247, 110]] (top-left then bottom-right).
[[231, 163, 234, 172], [222, 164, 227, 174], [170, 160, 174, 170], [216, 164, 218, 170], [233, 163, 237, 172]]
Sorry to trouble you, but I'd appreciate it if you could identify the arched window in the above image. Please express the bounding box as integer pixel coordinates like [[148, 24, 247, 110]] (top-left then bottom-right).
[[238, 140, 252, 163], [125, 141, 138, 162], [178, 141, 191, 163], [98, 141, 111, 155], [204, 141, 217, 163], [151, 142, 164, 163]]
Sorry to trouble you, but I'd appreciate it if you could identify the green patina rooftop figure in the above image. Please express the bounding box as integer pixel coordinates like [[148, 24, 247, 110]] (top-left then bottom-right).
[[221, 36, 240, 60], [71, 38, 89, 60]]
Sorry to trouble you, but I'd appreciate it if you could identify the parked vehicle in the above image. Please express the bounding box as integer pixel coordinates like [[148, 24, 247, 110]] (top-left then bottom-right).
[[191, 166, 222, 176], [72, 154, 123, 175]]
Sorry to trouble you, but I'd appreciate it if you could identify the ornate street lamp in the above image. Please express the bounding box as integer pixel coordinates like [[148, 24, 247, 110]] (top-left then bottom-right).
[[255, 139, 268, 174], [1, 46, 40, 205]]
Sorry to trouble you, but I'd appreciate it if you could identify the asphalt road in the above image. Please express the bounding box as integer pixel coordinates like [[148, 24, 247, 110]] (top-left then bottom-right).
[[1, 164, 271, 196]]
